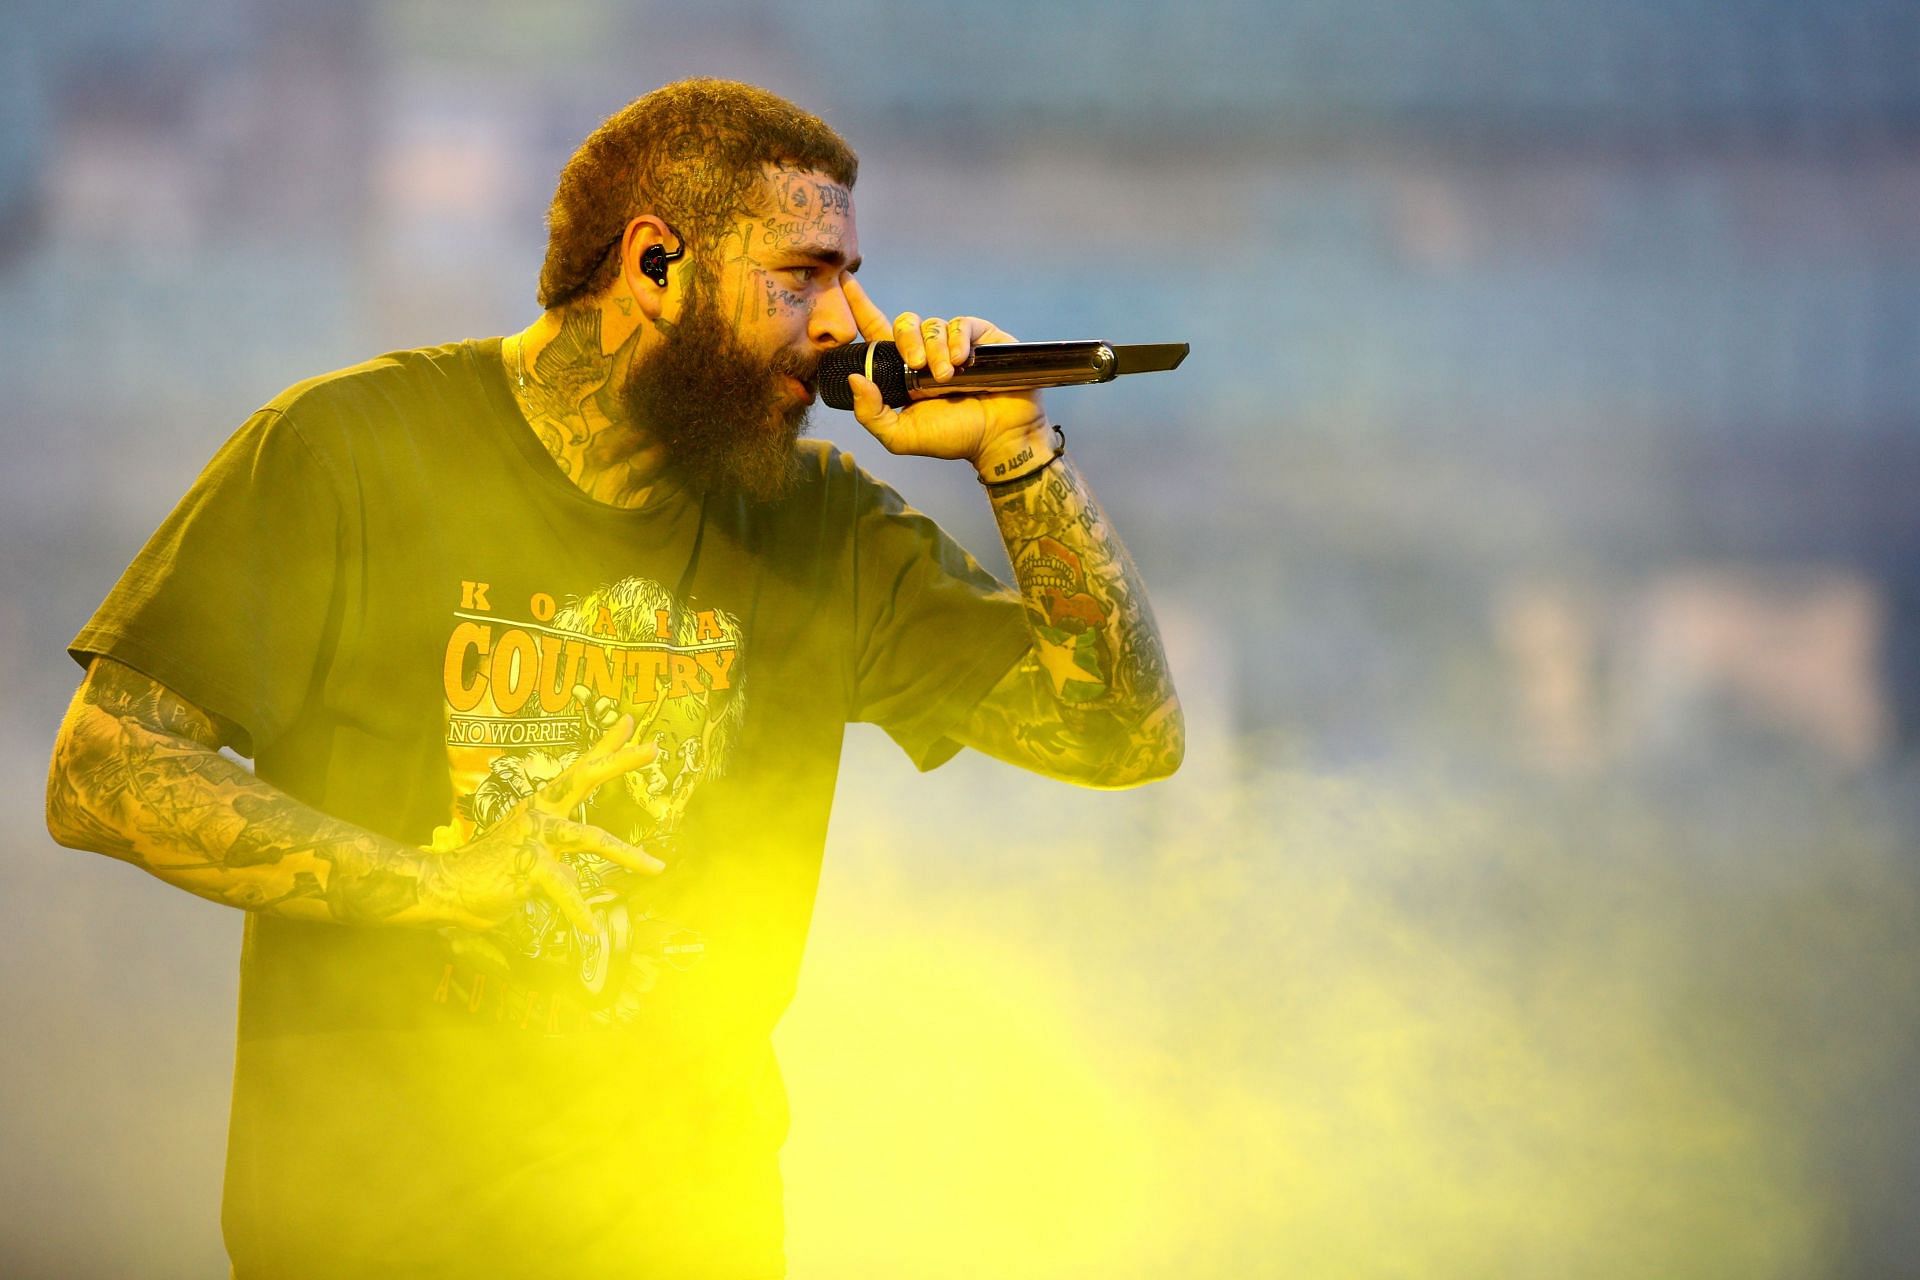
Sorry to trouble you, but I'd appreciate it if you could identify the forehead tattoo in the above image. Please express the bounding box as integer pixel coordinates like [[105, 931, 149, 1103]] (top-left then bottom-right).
[[761, 166, 854, 257]]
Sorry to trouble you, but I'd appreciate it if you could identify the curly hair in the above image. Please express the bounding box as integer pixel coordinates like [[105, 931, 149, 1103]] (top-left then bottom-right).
[[537, 79, 859, 311]]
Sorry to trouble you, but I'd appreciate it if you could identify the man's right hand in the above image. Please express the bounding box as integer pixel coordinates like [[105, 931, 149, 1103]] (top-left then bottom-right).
[[420, 714, 664, 937], [48, 660, 666, 931]]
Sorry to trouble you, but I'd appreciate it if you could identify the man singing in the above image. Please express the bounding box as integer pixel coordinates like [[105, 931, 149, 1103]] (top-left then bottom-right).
[[45, 78, 1181, 1278]]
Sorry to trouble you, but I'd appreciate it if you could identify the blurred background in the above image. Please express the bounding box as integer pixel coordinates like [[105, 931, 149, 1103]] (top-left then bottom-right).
[[4, 0, 1918, 1276]]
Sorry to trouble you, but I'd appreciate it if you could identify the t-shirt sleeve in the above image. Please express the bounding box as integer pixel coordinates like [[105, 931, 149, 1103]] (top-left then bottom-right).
[[847, 467, 1032, 771], [68, 407, 343, 758]]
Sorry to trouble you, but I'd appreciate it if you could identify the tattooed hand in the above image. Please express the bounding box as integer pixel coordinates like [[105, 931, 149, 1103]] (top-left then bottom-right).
[[421, 714, 664, 936], [838, 277, 1056, 481], [47, 661, 672, 929]]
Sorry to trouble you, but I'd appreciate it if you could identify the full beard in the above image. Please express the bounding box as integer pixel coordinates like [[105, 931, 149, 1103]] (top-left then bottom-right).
[[618, 284, 816, 504]]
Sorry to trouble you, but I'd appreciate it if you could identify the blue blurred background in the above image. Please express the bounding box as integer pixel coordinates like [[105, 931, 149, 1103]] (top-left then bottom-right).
[[4, 2, 1917, 1276]]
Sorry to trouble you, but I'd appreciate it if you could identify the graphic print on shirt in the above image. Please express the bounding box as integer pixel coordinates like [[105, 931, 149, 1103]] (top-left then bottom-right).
[[433, 574, 745, 1032]]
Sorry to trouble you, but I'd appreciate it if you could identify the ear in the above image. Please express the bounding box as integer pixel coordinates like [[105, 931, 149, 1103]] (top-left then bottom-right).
[[616, 216, 685, 320]]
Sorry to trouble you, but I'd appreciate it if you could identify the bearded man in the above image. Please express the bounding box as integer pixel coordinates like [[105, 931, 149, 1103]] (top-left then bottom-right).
[[45, 79, 1182, 1278]]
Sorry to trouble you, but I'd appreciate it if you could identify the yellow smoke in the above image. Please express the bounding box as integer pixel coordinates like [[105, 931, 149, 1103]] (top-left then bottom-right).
[[777, 758, 1908, 1277]]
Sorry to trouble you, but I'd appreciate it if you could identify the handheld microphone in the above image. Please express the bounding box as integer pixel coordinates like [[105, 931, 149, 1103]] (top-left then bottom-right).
[[816, 340, 1189, 411]]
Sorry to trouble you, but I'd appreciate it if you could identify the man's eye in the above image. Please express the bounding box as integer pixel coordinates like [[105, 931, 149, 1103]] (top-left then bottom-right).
[[784, 266, 820, 285]]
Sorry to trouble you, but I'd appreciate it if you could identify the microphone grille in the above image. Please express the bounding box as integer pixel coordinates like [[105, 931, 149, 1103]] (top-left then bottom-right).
[[817, 342, 910, 411]]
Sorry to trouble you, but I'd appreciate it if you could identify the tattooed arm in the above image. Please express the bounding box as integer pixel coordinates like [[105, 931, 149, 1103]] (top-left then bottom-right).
[[956, 454, 1183, 787], [839, 283, 1183, 788], [45, 657, 662, 928]]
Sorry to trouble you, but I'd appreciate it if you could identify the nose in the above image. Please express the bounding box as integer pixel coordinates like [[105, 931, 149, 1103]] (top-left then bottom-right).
[[808, 277, 859, 349]]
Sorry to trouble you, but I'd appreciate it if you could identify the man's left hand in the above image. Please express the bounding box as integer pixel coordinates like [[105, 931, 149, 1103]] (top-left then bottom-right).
[[841, 278, 1054, 481]]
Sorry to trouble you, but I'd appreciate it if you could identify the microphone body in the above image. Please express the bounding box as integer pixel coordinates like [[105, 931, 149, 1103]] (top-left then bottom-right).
[[817, 340, 1120, 411]]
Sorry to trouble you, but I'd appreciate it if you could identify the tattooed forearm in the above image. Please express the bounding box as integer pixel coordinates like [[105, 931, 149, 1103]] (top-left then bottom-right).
[[46, 659, 441, 927], [963, 453, 1184, 787]]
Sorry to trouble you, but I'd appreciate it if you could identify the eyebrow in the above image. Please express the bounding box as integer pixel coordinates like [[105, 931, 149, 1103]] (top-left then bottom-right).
[[785, 247, 861, 273]]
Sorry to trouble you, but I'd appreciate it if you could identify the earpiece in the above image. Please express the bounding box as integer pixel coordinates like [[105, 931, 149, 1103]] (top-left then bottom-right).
[[639, 244, 670, 287], [639, 232, 686, 288]]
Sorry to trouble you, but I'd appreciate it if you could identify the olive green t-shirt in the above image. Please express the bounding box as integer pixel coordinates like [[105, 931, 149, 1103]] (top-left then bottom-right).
[[70, 337, 1030, 1277]]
